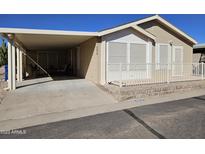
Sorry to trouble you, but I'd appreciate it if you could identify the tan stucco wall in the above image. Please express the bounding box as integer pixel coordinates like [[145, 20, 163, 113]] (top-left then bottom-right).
[[79, 37, 100, 84], [139, 20, 194, 64]]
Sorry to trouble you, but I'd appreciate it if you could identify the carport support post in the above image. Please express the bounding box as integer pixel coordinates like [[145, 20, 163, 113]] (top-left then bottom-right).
[[16, 48, 20, 82], [11, 45, 16, 90], [19, 49, 23, 82], [7, 41, 12, 90], [16, 48, 23, 82], [7, 41, 16, 90]]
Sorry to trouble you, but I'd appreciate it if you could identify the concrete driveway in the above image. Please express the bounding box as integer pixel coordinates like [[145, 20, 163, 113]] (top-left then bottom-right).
[[0, 77, 117, 130], [1, 95, 205, 139]]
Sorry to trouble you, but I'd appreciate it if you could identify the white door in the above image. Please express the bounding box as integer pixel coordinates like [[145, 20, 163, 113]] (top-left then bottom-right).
[[172, 46, 183, 76]]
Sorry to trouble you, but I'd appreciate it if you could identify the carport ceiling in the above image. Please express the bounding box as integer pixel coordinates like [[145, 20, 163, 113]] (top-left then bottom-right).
[[16, 34, 95, 50], [0, 28, 98, 50]]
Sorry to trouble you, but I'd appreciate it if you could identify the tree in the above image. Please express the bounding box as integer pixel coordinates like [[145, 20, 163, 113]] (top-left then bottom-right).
[[0, 39, 8, 66]]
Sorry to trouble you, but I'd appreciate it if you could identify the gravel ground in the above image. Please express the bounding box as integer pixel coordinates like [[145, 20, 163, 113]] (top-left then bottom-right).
[[0, 66, 8, 104], [0, 81, 8, 104]]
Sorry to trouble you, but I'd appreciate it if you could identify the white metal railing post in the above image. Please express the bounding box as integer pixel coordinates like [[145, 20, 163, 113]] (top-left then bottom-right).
[[167, 63, 170, 83], [202, 62, 204, 80], [120, 63, 122, 87]]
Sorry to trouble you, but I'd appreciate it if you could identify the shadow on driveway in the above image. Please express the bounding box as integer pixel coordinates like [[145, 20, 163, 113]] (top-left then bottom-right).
[[124, 109, 166, 139]]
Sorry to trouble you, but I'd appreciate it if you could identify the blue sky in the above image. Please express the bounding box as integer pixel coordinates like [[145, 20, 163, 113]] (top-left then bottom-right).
[[0, 14, 205, 44]]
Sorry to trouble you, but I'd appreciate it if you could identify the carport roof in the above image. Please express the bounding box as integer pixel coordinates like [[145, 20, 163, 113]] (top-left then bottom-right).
[[0, 28, 98, 36], [0, 28, 98, 50]]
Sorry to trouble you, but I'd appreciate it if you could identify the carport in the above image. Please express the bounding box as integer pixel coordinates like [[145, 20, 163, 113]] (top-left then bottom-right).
[[0, 28, 98, 90]]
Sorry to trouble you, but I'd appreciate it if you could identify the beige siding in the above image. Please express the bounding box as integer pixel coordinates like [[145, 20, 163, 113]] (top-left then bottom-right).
[[79, 37, 100, 83], [139, 20, 193, 64]]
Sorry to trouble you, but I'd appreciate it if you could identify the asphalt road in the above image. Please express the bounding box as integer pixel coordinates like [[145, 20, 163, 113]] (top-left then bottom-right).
[[1, 95, 205, 139]]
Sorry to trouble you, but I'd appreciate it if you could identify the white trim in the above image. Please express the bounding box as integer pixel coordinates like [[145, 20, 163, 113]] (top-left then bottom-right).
[[131, 25, 156, 41], [99, 15, 197, 44], [0, 28, 98, 36], [99, 25, 156, 41]]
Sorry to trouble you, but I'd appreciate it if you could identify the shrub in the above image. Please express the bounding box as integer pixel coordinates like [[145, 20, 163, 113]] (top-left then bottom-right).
[[0, 39, 8, 67]]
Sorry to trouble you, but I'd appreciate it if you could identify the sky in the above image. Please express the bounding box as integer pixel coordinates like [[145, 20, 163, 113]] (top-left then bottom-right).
[[0, 14, 205, 44]]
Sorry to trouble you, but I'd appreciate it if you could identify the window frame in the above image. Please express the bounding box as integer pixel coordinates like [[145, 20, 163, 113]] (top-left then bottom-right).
[[172, 45, 184, 76], [156, 43, 171, 70], [106, 41, 151, 81]]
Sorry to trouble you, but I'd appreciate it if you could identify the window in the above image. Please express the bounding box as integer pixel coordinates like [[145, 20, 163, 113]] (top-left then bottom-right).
[[130, 43, 146, 64], [130, 43, 147, 70], [107, 41, 150, 81], [108, 42, 127, 64], [173, 46, 183, 76], [156, 44, 171, 69]]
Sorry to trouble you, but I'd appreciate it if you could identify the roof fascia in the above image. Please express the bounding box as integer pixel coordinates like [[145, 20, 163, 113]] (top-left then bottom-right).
[[0, 28, 98, 36]]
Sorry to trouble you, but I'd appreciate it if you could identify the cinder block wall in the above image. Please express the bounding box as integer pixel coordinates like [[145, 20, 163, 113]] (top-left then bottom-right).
[[105, 80, 205, 101]]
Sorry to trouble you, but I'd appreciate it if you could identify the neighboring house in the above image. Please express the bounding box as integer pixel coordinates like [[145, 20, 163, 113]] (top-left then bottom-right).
[[0, 15, 201, 90], [193, 44, 205, 63]]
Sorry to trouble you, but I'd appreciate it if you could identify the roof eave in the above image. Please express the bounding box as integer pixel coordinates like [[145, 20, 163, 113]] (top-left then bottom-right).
[[98, 25, 156, 41], [0, 28, 98, 37], [155, 16, 197, 44], [99, 15, 197, 45], [131, 25, 156, 41]]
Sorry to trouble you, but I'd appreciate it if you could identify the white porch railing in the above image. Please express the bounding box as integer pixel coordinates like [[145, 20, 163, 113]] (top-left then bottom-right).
[[107, 63, 205, 87]]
